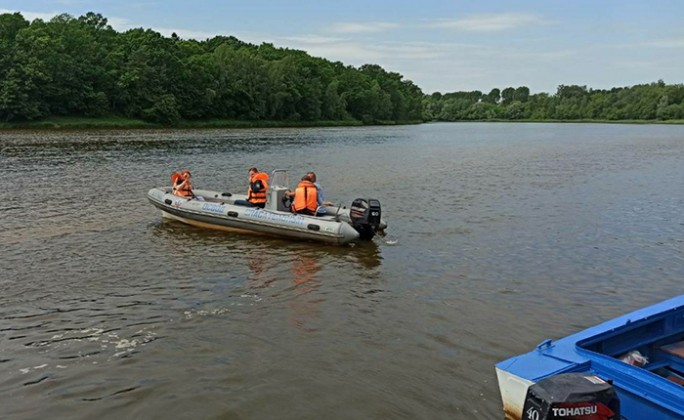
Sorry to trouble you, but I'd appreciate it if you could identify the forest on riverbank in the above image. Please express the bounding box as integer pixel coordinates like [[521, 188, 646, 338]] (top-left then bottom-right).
[[0, 12, 423, 126], [424, 82, 684, 122], [1, 11, 683, 128]]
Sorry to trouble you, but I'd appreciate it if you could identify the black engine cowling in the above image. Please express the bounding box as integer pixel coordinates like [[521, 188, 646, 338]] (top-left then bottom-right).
[[349, 198, 381, 241], [522, 373, 620, 420]]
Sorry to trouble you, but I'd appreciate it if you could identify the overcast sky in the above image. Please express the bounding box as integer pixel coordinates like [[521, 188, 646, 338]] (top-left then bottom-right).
[[2, 0, 683, 94]]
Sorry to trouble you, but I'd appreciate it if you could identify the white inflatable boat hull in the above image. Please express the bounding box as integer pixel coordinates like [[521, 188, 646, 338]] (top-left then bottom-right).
[[147, 187, 383, 245]]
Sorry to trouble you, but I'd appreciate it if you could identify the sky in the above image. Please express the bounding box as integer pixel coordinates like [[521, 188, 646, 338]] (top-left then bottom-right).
[[2, 0, 683, 94]]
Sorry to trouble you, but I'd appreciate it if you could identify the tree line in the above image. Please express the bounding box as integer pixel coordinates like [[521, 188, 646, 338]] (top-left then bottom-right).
[[424, 82, 684, 122], [0, 12, 423, 124], [1, 12, 682, 126]]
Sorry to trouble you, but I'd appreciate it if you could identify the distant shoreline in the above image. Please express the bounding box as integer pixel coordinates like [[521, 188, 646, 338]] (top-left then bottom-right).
[[0, 117, 364, 130], [0, 116, 681, 130]]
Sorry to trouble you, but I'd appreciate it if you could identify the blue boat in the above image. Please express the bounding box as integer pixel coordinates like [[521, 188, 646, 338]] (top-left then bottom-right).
[[495, 295, 684, 419]]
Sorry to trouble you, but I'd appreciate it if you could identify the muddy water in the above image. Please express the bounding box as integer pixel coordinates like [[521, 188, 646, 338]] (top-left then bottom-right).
[[1, 123, 683, 419]]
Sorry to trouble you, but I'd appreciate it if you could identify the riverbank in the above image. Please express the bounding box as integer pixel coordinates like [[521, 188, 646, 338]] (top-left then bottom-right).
[[428, 118, 684, 125], [0, 116, 682, 130], [496, 118, 684, 124], [0, 116, 426, 130]]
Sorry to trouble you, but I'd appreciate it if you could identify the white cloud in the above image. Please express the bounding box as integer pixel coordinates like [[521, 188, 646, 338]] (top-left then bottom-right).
[[281, 34, 349, 45], [288, 41, 380, 63], [644, 38, 684, 48], [430, 13, 548, 32], [150, 26, 222, 40], [104, 16, 134, 31], [275, 36, 588, 93], [0, 8, 133, 32], [0, 9, 196, 40], [376, 43, 448, 60], [55, 0, 88, 5], [0, 9, 62, 21], [328, 22, 398, 34]]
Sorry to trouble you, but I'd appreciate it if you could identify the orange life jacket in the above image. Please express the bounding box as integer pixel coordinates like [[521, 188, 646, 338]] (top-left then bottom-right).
[[247, 172, 269, 204], [171, 170, 194, 198], [292, 180, 318, 214]]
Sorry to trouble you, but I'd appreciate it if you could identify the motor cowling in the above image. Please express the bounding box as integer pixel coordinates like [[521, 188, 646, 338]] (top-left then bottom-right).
[[349, 198, 381, 241], [522, 373, 620, 420]]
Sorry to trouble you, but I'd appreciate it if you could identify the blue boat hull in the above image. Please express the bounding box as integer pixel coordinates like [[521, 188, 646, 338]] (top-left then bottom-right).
[[496, 295, 684, 419]]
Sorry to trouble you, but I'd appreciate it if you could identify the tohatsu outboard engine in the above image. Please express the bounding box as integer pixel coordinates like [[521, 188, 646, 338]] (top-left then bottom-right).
[[349, 198, 382, 240], [522, 373, 620, 420]]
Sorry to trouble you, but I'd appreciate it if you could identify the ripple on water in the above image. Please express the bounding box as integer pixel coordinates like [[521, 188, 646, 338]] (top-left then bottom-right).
[[2, 124, 684, 418]]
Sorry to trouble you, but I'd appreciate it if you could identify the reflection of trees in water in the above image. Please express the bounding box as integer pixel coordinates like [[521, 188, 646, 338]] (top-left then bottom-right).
[[0, 131, 321, 160]]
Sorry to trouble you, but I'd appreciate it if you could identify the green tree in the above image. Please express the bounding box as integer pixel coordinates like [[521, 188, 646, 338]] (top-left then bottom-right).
[[483, 88, 500, 104], [322, 80, 347, 120], [0, 12, 28, 75], [0, 13, 31, 120], [513, 86, 530, 103], [500, 87, 515, 105], [142, 93, 180, 124]]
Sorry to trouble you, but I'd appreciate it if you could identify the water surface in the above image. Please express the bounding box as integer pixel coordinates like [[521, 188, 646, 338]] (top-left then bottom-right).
[[1, 123, 683, 419]]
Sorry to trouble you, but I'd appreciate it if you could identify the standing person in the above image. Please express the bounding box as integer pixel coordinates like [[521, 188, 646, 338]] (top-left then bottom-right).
[[246, 167, 269, 208], [306, 171, 333, 215]]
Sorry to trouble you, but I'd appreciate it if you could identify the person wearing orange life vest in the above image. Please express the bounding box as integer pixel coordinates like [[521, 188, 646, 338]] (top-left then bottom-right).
[[289, 174, 320, 216], [171, 170, 195, 198], [246, 167, 269, 208], [285, 172, 333, 216]]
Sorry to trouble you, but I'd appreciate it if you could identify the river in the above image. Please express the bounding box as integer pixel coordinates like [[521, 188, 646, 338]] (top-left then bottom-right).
[[1, 122, 683, 419]]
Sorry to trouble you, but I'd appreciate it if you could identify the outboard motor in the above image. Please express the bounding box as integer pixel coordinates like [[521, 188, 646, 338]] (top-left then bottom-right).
[[522, 373, 620, 420], [349, 198, 382, 241]]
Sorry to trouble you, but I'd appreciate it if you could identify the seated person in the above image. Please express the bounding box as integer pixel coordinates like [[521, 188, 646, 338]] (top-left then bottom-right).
[[306, 171, 333, 214], [171, 170, 194, 198], [287, 174, 325, 216], [235, 167, 269, 208], [171, 170, 204, 200]]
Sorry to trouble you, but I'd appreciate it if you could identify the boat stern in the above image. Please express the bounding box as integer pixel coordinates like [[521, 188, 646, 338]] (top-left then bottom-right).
[[495, 366, 534, 420]]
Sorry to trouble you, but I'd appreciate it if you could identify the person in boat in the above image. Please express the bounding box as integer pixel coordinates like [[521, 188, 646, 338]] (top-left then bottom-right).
[[235, 167, 270, 208], [306, 171, 332, 215], [247, 167, 269, 208], [171, 170, 195, 198], [286, 174, 329, 216], [285, 172, 333, 216]]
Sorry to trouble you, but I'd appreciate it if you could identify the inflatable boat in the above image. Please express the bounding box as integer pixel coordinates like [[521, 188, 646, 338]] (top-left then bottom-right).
[[147, 170, 387, 245]]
